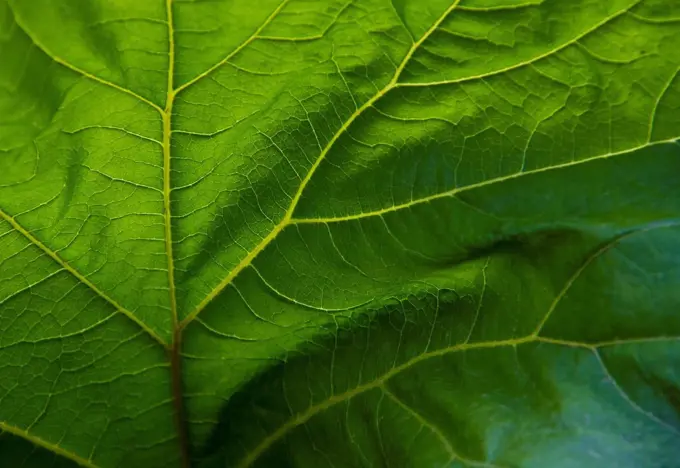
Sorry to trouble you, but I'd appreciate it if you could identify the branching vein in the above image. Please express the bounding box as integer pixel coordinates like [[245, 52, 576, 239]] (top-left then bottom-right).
[[0, 421, 98, 468], [179, 0, 464, 329]]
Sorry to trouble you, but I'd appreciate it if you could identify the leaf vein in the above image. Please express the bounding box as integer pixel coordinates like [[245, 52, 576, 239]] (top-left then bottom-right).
[[0, 209, 167, 346], [381, 385, 505, 467], [394, 0, 641, 88], [7, 3, 163, 113], [532, 220, 680, 336], [289, 140, 678, 225], [593, 350, 680, 436], [0, 422, 98, 468], [173, 0, 292, 96]]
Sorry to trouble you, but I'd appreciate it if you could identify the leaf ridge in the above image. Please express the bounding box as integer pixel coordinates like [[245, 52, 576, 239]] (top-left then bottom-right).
[[379, 385, 458, 464], [0, 268, 65, 308], [0, 209, 167, 347], [258, 0, 354, 43], [531, 235, 624, 337], [251, 264, 374, 313], [62, 126, 164, 146], [456, 1, 543, 12], [0, 312, 117, 351]]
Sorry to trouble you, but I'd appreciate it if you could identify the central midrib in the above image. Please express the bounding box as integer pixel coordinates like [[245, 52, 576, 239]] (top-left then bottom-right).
[[162, 0, 189, 466], [160, 1, 307, 464]]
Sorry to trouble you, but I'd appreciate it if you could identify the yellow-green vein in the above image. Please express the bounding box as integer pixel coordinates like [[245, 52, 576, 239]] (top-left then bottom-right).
[[7, 2, 163, 114], [380, 385, 458, 462], [0, 209, 166, 347], [289, 140, 675, 225], [0, 421, 98, 468], [395, 0, 641, 89], [647, 66, 680, 143], [172, 0, 292, 96]]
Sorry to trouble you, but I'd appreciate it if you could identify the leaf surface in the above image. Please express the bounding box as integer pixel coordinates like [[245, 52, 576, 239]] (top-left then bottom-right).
[[1, 0, 680, 467]]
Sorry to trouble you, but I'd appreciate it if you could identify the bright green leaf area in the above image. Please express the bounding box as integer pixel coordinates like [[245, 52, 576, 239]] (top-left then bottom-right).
[[1, 0, 680, 466]]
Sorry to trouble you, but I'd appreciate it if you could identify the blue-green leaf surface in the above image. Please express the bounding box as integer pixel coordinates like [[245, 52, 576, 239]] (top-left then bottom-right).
[[1, 0, 679, 467]]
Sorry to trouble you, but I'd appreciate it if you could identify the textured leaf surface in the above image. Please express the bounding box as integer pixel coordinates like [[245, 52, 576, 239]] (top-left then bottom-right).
[[1, 0, 680, 467]]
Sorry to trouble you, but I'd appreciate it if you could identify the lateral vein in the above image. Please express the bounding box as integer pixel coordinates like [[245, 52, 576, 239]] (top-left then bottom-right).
[[289, 139, 677, 225], [173, 0, 292, 96], [395, 0, 642, 89], [7, 3, 163, 114], [0, 208, 167, 347], [0, 421, 99, 468]]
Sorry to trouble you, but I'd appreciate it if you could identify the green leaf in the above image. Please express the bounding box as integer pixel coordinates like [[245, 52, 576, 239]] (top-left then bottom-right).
[[1, 0, 679, 467]]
